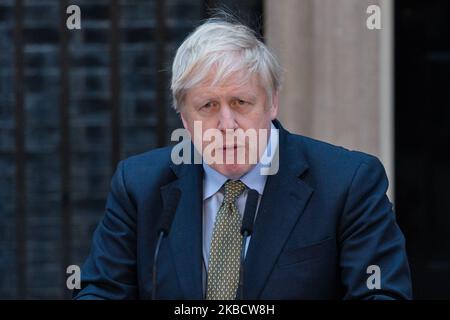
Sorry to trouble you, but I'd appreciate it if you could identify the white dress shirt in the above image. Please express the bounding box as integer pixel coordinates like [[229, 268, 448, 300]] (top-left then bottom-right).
[[201, 123, 278, 296]]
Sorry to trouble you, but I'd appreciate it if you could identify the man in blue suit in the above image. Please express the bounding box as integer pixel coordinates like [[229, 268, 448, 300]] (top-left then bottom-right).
[[74, 17, 412, 300]]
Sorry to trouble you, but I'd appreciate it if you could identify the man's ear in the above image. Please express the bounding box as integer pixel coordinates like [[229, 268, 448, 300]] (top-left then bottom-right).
[[179, 110, 188, 129], [179, 110, 195, 139], [270, 91, 279, 120]]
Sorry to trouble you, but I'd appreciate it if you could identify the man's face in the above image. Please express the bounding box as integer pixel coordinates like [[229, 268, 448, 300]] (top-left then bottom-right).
[[180, 70, 279, 179]]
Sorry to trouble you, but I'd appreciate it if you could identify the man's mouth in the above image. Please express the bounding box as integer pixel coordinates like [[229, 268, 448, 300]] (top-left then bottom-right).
[[219, 145, 243, 151]]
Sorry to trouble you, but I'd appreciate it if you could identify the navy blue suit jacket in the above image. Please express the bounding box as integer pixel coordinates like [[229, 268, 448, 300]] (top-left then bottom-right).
[[74, 120, 412, 299]]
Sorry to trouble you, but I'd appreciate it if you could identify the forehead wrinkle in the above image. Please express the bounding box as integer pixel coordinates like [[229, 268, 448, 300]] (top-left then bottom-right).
[[200, 69, 261, 90], [192, 84, 259, 101]]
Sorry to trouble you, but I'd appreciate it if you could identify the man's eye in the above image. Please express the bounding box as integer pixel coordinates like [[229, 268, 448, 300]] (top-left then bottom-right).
[[233, 99, 247, 107], [202, 102, 214, 109]]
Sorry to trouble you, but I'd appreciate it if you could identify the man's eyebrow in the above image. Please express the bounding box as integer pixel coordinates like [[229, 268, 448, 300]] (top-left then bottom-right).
[[191, 95, 218, 106], [191, 92, 257, 104], [232, 94, 257, 101]]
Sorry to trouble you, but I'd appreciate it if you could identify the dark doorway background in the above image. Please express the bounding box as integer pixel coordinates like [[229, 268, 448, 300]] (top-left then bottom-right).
[[395, 0, 450, 299], [0, 0, 263, 299]]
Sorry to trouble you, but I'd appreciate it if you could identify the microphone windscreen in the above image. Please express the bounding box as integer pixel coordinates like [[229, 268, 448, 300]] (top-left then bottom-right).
[[159, 189, 181, 235], [241, 189, 259, 236]]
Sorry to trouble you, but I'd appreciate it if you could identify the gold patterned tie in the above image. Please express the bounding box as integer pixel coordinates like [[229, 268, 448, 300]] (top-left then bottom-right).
[[206, 180, 247, 300]]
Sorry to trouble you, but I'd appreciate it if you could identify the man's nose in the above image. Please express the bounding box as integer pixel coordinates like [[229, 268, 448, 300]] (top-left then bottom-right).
[[217, 104, 238, 132]]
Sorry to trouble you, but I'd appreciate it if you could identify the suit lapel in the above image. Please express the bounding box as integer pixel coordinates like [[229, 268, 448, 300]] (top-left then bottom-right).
[[159, 122, 313, 299], [160, 157, 204, 299], [243, 123, 314, 299]]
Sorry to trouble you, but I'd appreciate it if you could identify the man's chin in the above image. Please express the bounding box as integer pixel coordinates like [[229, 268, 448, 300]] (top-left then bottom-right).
[[210, 163, 254, 180]]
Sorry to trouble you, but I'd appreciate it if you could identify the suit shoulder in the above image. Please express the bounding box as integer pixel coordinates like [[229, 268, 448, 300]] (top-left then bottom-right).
[[117, 146, 175, 184], [121, 146, 173, 168], [291, 133, 384, 173]]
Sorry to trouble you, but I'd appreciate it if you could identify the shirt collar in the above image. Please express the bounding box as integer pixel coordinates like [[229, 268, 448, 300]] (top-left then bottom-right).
[[202, 162, 228, 200], [202, 122, 277, 200]]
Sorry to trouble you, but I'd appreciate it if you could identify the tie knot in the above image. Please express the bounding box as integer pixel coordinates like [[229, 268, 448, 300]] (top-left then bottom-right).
[[223, 180, 246, 204]]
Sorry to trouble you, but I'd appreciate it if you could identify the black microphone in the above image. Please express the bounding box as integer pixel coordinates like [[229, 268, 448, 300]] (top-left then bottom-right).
[[238, 189, 259, 300], [152, 189, 181, 300]]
